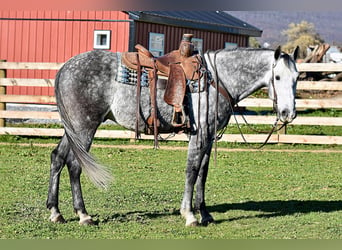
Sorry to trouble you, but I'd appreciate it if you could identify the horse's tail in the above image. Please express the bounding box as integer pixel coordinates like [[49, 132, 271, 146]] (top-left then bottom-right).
[[55, 70, 112, 189]]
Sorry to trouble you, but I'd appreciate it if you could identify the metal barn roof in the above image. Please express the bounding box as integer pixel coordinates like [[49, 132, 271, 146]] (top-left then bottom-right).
[[126, 11, 262, 37]]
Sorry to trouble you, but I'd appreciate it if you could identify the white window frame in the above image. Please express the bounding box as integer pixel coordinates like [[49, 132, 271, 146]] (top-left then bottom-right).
[[93, 30, 111, 50]]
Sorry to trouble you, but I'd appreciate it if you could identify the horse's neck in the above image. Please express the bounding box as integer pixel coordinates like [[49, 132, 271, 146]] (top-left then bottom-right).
[[234, 71, 270, 102], [207, 49, 274, 103]]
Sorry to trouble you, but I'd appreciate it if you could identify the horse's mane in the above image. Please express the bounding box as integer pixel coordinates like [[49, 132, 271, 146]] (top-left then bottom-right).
[[219, 47, 293, 67], [223, 47, 274, 52], [205, 47, 275, 59]]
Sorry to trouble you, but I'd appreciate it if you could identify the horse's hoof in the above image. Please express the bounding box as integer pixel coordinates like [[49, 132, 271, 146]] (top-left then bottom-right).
[[185, 217, 199, 227], [186, 220, 199, 227], [79, 218, 96, 226], [181, 208, 199, 227], [201, 218, 215, 226], [50, 214, 66, 224]]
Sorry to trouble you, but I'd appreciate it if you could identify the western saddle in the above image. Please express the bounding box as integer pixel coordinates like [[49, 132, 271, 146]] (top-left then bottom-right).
[[121, 34, 202, 148]]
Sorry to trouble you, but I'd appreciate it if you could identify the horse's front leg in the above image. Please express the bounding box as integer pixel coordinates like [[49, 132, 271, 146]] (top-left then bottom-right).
[[194, 142, 214, 226], [180, 142, 201, 227], [180, 135, 213, 226]]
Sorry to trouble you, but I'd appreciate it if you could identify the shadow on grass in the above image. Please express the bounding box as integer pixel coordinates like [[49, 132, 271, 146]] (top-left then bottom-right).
[[208, 200, 342, 224], [100, 209, 180, 225], [98, 200, 342, 225]]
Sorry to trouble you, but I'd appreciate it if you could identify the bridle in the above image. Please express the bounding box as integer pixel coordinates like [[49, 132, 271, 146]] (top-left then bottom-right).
[[270, 61, 279, 115], [204, 50, 286, 151]]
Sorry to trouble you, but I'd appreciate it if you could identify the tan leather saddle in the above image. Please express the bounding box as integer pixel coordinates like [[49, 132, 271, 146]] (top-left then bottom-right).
[[122, 43, 201, 80], [121, 34, 201, 148]]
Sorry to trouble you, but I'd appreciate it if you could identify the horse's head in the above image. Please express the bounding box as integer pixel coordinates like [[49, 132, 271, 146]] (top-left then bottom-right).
[[269, 46, 299, 124]]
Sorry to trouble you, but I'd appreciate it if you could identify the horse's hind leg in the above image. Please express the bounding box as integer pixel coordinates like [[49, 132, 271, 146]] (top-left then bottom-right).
[[65, 148, 94, 225], [65, 126, 101, 225], [47, 130, 98, 225], [46, 135, 69, 223]]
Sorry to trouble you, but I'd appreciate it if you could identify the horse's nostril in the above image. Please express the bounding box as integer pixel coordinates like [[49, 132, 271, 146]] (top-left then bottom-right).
[[281, 109, 289, 118]]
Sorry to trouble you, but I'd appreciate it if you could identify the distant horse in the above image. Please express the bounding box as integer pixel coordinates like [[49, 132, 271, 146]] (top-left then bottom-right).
[[47, 46, 299, 226]]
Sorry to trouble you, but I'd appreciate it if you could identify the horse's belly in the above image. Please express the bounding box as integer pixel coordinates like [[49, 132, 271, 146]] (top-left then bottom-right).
[[109, 83, 174, 132]]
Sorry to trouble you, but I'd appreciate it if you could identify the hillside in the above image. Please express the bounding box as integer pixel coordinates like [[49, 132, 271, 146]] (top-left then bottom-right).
[[227, 11, 342, 47]]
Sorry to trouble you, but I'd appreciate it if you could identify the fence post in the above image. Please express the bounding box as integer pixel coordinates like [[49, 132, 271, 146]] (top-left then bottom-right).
[[0, 60, 6, 127], [277, 122, 287, 144]]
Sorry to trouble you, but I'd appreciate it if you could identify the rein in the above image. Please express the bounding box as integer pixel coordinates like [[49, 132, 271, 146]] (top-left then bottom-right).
[[230, 61, 287, 149], [230, 107, 286, 149], [205, 50, 223, 166]]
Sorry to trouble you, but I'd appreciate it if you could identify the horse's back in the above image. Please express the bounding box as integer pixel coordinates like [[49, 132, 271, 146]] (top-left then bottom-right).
[[56, 50, 119, 91], [55, 50, 120, 126]]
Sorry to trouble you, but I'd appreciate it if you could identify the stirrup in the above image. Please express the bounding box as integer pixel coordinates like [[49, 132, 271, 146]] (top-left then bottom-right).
[[171, 106, 186, 127]]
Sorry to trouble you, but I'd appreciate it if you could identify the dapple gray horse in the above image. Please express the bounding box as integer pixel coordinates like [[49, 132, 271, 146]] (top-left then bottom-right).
[[47, 46, 299, 226]]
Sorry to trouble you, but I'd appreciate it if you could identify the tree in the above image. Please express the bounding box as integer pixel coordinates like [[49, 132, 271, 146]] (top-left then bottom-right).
[[282, 21, 324, 58], [248, 37, 261, 48]]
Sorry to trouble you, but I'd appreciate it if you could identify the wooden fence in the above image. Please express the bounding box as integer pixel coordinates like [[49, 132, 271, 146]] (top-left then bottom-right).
[[0, 61, 342, 145]]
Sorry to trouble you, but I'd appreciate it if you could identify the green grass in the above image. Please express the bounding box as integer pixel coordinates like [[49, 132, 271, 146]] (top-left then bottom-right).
[[0, 142, 341, 239]]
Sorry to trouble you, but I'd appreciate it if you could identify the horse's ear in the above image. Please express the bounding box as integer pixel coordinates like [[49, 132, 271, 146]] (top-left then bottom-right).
[[274, 46, 281, 60], [292, 46, 300, 61]]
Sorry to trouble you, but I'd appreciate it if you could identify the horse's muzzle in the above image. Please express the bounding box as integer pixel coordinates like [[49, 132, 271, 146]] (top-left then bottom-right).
[[279, 108, 296, 124]]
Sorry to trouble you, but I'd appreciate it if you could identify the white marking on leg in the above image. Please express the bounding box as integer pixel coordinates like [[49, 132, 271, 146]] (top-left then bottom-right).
[[180, 208, 198, 227], [77, 211, 93, 225], [49, 207, 65, 223]]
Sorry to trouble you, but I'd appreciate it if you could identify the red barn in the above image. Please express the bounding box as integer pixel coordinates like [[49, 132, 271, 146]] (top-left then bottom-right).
[[0, 10, 262, 96]]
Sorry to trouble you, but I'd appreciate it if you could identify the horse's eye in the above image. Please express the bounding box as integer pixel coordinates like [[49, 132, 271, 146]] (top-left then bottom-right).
[[275, 75, 280, 80]]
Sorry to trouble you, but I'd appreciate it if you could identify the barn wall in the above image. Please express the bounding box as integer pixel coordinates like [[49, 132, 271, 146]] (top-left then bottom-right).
[[134, 21, 248, 53], [0, 10, 130, 95], [0, 10, 250, 97]]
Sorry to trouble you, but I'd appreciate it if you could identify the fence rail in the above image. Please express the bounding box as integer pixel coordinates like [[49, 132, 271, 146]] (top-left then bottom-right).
[[0, 61, 341, 145], [2, 78, 342, 90]]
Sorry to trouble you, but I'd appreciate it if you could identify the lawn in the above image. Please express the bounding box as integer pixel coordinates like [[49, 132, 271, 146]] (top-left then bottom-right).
[[0, 140, 341, 239]]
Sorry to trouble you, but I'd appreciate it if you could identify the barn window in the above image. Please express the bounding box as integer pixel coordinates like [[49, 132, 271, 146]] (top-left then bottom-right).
[[225, 42, 238, 50], [192, 38, 203, 53], [149, 32, 164, 56], [94, 30, 111, 50]]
